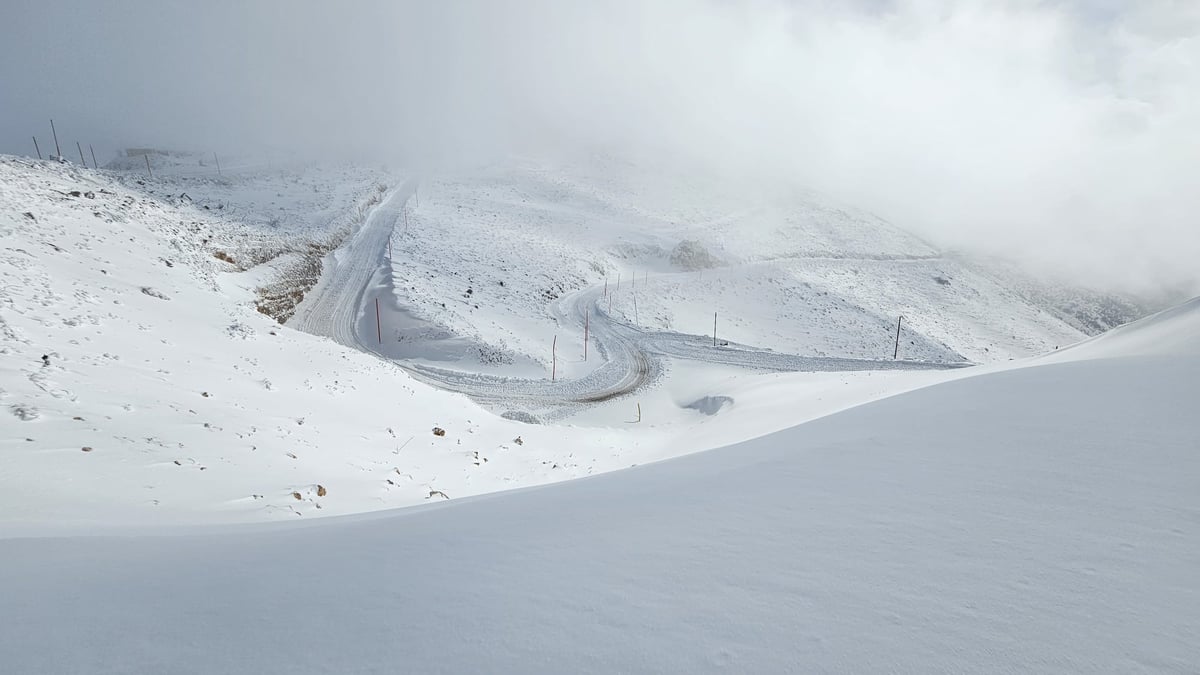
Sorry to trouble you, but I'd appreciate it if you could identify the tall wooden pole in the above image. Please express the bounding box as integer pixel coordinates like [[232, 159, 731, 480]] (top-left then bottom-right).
[[376, 298, 382, 344], [552, 335, 557, 382], [584, 311, 589, 361], [89, 145, 98, 169], [714, 312, 718, 347], [144, 154, 153, 178], [32, 136, 42, 160], [214, 152, 222, 176], [76, 141, 87, 167], [893, 316, 903, 360]]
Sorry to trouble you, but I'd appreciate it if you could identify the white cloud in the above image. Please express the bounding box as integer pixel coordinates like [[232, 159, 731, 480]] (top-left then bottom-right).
[[2, 0, 1196, 294]]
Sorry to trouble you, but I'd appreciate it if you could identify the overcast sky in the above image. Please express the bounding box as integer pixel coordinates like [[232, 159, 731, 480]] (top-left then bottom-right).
[[2, 0, 1197, 295]]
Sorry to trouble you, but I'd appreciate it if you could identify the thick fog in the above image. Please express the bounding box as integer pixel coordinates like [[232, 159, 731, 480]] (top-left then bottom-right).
[[2, 0, 1197, 295]]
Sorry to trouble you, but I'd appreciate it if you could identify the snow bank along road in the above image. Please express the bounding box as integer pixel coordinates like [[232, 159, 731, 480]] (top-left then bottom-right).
[[291, 184, 967, 416]]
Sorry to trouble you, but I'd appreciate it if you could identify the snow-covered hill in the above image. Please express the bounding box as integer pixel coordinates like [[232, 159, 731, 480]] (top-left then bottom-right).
[[4, 275, 1196, 673], [395, 155, 1095, 369], [0, 156, 648, 525]]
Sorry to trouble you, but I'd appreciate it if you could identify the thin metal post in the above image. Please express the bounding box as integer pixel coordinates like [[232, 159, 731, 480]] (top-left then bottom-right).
[[32, 136, 42, 160], [90, 145, 98, 169], [50, 119, 61, 158], [76, 141, 86, 167], [144, 154, 153, 178], [893, 316, 903, 360]]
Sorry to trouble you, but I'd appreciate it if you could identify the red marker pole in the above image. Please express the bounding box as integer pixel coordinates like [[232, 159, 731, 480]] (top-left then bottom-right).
[[376, 298, 382, 344]]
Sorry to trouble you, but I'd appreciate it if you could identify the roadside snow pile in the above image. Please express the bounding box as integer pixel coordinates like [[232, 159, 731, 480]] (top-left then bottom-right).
[[3, 295, 1196, 674]]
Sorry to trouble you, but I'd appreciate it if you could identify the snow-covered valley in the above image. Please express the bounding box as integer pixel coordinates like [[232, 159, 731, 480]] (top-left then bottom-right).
[[2, 151, 1196, 673], [2, 152, 1139, 525]]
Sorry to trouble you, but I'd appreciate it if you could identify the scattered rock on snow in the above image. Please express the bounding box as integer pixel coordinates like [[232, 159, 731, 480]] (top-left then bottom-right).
[[140, 287, 170, 300], [10, 405, 39, 421], [432, 427, 446, 437]]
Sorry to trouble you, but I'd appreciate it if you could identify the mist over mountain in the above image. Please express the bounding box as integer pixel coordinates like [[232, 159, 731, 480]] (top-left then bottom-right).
[[2, 0, 1197, 295]]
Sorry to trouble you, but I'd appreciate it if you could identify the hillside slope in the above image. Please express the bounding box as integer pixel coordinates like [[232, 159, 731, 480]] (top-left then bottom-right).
[[0, 156, 653, 524], [394, 155, 1089, 369]]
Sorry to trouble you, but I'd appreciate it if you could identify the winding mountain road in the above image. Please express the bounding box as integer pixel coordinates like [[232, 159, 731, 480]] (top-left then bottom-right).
[[289, 183, 969, 419]]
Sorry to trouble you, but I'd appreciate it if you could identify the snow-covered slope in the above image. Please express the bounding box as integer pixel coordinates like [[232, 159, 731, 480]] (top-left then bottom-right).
[[2, 155, 972, 526], [0, 151, 1157, 528], [1044, 296, 1200, 361], [395, 155, 1088, 369], [0, 156, 660, 525], [4, 294, 1196, 674]]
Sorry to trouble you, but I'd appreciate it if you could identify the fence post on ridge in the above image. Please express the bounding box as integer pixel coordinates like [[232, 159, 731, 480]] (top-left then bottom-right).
[[50, 119, 61, 159]]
